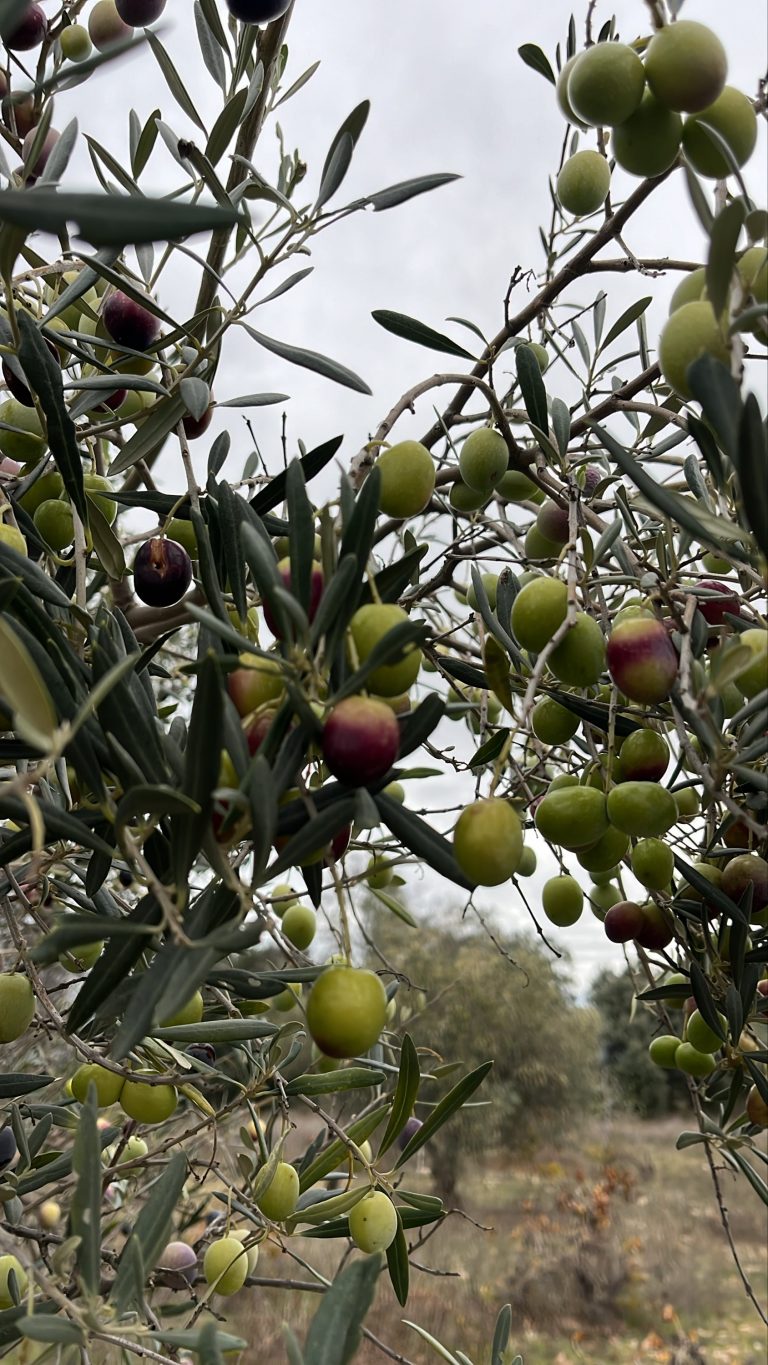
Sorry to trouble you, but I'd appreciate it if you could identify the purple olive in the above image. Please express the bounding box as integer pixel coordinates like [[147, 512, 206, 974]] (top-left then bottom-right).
[[157, 1241, 197, 1283], [116, 0, 167, 22], [0, 1127, 17, 1170], [2, 94, 36, 139], [97, 387, 128, 413], [133, 537, 192, 608], [397, 1116, 423, 1150], [226, 0, 292, 23], [2, 335, 59, 407], [182, 404, 214, 442], [5, 4, 48, 51], [187, 1043, 216, 1065], [22, 127, 60, 179], [2, 361, 35, 408], [581, 465, 602, 497], [102, 290, 161, 352]]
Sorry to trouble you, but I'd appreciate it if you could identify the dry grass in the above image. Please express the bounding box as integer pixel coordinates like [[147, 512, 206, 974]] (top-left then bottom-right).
[[229, 1116, 767, 1365]]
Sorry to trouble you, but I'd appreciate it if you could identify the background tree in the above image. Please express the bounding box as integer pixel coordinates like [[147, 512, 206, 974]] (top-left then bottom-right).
[[366, 904, 602, 1202], [590, 963, 689, 1115]]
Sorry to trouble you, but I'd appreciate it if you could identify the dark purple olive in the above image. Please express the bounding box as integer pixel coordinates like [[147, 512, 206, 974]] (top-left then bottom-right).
[[157, 1240, 197, 1283], [118, 868, 133, 887], [133, 537, 192, 607], [0, 1127, 17, 1170], [182, 404, 214, 442], [581, 465, 602, 498], [97, 387, 128, 413], [116, 0, 167, 22], [187, 1043, 216, 1065], [102, 290, 161, 352], [3, 361, 36, 407], [2, 335, 59, 407], [226, 0, 292, 23], [397, 1116, 423, 1150], [5, 4, 48, 51]]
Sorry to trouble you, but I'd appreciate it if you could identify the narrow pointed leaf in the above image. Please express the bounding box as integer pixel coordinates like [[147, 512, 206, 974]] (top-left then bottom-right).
[[706, 200, 745, 320], [395, 1060, 493, 1167], [0, 618, 56, 747], [18, 312, 86, 522], [377, 1034, 420, 1158], [242, 324, 371, 394], [599, 296, 652, 353], [374, 792, 474, 890], [111, 1152, 187, 1312], [0, 190, 239, 246], [386, 1216, 410, 1306], [303, 1257, 380, 1365], [372, 309, 474, 360], [516, 344, 548, 431], [298, 1107, 389, 1193], [70, 1087, 101, 1294], [365, 172, 460, 212], [0, 1074, 54, 1098]]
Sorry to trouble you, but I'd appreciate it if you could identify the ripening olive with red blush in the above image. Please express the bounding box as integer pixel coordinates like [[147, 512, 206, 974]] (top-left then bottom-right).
[[721, 854, 768, 920], [607, 617, 679, 704], [635, 901, 674, 951], [133, 537, 192, 607], [322, 697, 400, 787], [536, 501, 570, 546], [264, 558, 324, 637], [617, 728, 670, 783], [22, 128, 60, 179], [244, 709, 276, 755], [604, 900, 647, 943]]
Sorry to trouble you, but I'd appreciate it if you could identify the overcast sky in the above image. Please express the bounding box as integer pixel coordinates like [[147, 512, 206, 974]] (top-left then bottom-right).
[[33, 0, 768, 989]]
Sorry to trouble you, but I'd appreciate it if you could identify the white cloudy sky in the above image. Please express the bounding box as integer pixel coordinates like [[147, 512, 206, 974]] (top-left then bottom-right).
[[30, 0, 768, 989]]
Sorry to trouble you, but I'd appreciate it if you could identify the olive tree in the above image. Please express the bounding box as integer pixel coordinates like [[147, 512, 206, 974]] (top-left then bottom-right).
[[0, 0, 765, 1361]]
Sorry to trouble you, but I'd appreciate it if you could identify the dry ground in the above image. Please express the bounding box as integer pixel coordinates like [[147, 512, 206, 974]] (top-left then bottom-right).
[[230, 1116, 767, 1365]]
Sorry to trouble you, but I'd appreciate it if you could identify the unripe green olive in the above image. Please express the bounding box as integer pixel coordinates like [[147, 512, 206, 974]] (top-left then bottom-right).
[[306, 966, 388, 1058], [675, 1041, 717, 1078], [453, 798, 523, 885], [542, 875, 583, 927], [281, 903, 317, 950], [511, 577, 567, 652], [649, 1035, 681, 1069], [0, 1255, 27, 1309], [71, 1062, 124, 1107], [557, 150, 611, 217], [348, 1190, 398, 1253], [377, 441, 435, 519], [158, 990, 203, 1029], [119, 1073, 178, 1124], [459, 427, 508, 493], [203, 1236, 249, 1296], [256, 1161, 299, 1221], [0, 974, 35, 1042]]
